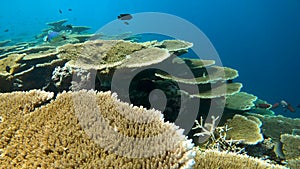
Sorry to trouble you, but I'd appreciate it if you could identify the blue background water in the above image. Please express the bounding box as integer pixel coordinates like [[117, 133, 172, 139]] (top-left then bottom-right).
[[0, 0, 299, 117]]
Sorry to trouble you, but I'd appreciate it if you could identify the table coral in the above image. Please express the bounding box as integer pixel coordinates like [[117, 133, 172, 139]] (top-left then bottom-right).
[[226, 114, 263, 145], [0, 90, 195, 168]]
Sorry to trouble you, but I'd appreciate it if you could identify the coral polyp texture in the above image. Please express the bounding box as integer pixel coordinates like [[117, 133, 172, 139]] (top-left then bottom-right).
[[0, 90, 195, 168], [280, 134, 300, 160]]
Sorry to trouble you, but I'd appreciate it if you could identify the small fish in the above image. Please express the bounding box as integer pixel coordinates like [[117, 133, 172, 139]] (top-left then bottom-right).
[[5, 66, 10, 73], [68, 8, 72, 11], [118, 14, 133, 20], [59, 9, 62, 14], [43, 31, 66, 42], [271, 102, 280, 109], [280, 100, 288, 107], [4, 29, 9, 32], [279, 100, 295, 113], [123, 21, 129, 25], [287, 104, 295, 112], [256, 103, 272, 109], [297, 104, 300, 108]]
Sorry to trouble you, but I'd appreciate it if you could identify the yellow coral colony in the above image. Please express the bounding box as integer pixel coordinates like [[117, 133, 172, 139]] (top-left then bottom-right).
[[0, 90, 195, 168]]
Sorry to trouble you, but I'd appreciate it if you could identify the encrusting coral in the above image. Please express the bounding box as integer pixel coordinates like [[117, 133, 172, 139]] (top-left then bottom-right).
[[226, 114, 263, 145], [0, 90, 195, 168], [287, 157, 300, 169], [258, 115, 300, 142], [194, 149, 288, 169], [280, 134, 300, 160]]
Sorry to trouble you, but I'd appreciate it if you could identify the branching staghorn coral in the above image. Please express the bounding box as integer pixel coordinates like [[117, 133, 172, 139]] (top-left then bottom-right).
[[192, 116, 246, 154], [193, 116, 219, 139]]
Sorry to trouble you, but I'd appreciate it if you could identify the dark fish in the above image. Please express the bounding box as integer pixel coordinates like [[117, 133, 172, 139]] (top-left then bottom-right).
[[124, 21, 129, 25], [65, 24, 73, 29], [297, 104, 300, 108], [4, 29, 9, 32], [118, 14, 133, 20], [271, 102, 280, 109], [5, 66, 10, 73], [256, 103, 272, 109], [287, 104, 295, 112], [68, 8, 72, 11], [59, 9, 62, 14]]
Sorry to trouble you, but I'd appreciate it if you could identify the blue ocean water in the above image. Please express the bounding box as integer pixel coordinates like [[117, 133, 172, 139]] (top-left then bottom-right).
[[1, 0, 299, 117]]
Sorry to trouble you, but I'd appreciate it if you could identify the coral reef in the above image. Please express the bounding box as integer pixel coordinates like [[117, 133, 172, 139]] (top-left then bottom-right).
[[287, 158, 300, 169], [258, 115, 300, 142], [193, 116, 246, 154], [154, 39, 193, 52], [155, 66, 238, 84], [0, 23, 294, 168], [0, 90, 195, 168], [189, 82, 242, 99], [194, 149, 288, 169], [51, 65, 73, 91], [154, 55, 242, 99], [249, 99, 275, 116], [226, 114, 263, 145], [280, 134, 300, 160], [172, 57, 215, 69], [225, 92, 258, 111], [57, 40, 148, 70], [0, 39, 175, 92], [0, 40, 11, 47]]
